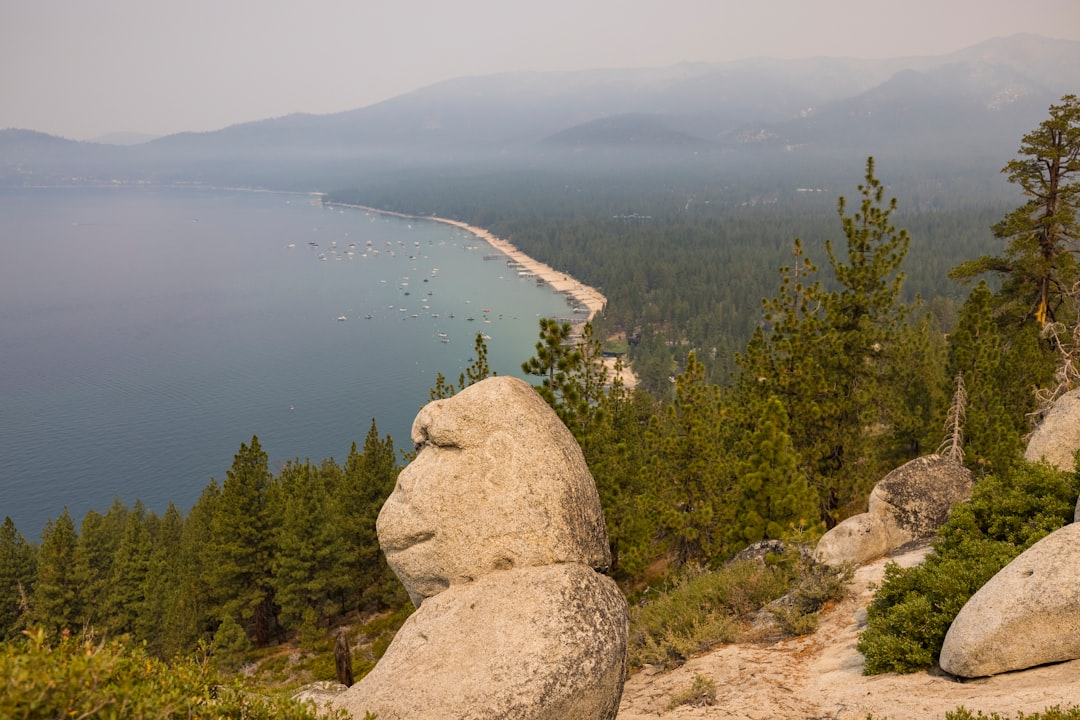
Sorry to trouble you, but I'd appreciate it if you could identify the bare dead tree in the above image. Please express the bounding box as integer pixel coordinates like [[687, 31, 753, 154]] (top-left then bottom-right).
[[938, 373, 966, 462]]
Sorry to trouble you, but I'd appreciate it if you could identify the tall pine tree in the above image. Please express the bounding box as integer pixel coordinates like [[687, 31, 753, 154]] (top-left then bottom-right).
[[817, 157, 912, 519], [729, 396, 820, 546], [951, 94, 1080, 325], [338, 421, 404, 610], [206, 436, 279, 646], [271, 458, 351, 634], [644, 352, 733, 566], [0, 517, 36, 640], [29, 508, 80, 637], [105, 507, 153, 636], [733, 159, 914, 525]]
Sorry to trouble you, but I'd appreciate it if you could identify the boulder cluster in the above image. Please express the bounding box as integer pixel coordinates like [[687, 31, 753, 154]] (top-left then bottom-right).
[[813, 454, 972, 568], [327, 376, 627, 720], [817, 387, 1080, 679]]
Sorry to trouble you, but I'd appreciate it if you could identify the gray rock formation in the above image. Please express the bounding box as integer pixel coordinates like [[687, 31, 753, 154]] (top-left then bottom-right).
[[331, 376, 627, 720], [814, 455, 972, 568], [939, 522, 1080, 678], [1025, 387, 1080, 474]]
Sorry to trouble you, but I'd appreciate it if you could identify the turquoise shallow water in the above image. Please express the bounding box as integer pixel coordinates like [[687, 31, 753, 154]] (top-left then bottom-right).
[[0, 186, 573, 536]]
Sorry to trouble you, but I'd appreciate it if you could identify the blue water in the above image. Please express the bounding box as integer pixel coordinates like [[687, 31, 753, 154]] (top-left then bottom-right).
[[0, 186, 574, 537]]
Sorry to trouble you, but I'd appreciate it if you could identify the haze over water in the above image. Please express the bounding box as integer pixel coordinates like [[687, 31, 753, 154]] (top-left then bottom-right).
[[0, 186, 573, 536]]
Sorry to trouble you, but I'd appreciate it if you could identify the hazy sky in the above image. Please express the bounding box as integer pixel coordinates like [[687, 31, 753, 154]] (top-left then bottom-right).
[[3, 0, 1079, 140]]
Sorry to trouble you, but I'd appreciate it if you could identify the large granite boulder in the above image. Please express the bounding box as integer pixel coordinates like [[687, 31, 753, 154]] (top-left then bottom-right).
[[940, 522, 1080, 677], [330, 376, 627, 720], [376, 375, 611, 607], [815, 455, 972, 568], [1025, 387, 1080, 475]]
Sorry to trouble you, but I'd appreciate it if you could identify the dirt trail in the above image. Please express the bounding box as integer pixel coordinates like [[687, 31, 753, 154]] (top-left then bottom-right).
[[617, 547, 1080, 719]]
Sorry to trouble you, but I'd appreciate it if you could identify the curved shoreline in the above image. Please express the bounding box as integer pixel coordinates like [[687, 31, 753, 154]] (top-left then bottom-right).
[[329, 202, 637, 389], [329, 203, 608, 322]]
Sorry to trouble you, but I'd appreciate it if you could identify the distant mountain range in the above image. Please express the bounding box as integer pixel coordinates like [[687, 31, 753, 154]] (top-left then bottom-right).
[[2, 33, 1078, 188]]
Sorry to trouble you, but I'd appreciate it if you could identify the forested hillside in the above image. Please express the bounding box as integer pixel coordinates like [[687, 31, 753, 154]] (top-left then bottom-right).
[[328, 155, 1013, 393]]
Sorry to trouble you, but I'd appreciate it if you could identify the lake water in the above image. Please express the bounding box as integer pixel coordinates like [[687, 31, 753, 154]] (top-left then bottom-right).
[[0, 186, 574, 537]]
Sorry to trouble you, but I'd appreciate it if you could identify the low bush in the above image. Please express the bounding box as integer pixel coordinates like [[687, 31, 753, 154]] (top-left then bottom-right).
[[767, 555, 852, 636], [666, 673, 718, 709], [858, 461, 1079, 675], [628, 544, 846, 669], [0, 628, 349, 719]]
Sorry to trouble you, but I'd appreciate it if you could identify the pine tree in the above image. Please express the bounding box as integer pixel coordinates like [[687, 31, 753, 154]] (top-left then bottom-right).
[[430, 333, 494, 399], [644, 352, 733, 566], [951, 94, 1080, 325], [138, 502, 185, 656], [206, 436, 278, 646], [73, 501, 128, 631], [210, 613, 252, 672], [158, 482, 220, 657], [522, 318, 584, 409], [946, 281, 1043, 472], [887, 312, 949, 461], [271, 458, 351, 632], [105, 509, 153, 636], [816, 157, 912, 519], [734, 160, 914, 526], [587, 386, 656, 579], [0, 517, 36, 640], [729, 396, 820, 547], [29, 508, 80, 637], [339, 421, 403, 610], [733, 239, 830, 514]]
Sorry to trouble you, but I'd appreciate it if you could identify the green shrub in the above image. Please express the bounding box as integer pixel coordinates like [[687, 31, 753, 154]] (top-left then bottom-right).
[[858, 461, 1079, 675], [767, 556, 853, 636], [666, 673, 717, 709], [629, 545, 846, 669], [0, 628, 349, 719]]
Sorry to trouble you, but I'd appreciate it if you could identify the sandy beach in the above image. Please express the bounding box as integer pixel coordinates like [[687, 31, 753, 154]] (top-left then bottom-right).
[[333, 203, 607, 320]]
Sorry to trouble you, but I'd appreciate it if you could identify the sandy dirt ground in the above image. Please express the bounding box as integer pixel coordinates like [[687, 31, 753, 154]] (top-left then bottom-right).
[[617, 546, 1080, 720]]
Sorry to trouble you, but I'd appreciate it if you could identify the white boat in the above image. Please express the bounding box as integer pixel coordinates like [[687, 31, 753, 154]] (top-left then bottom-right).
[[337, 315, 347, 321]]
